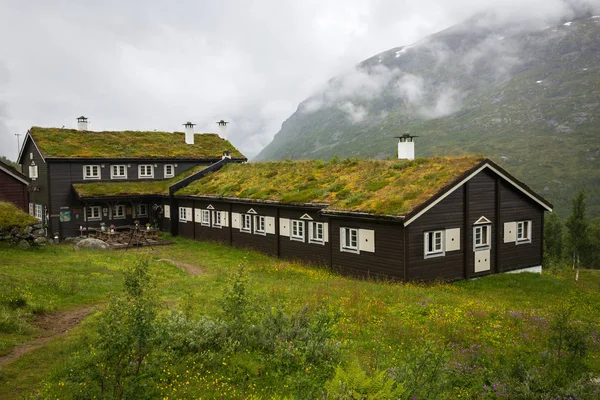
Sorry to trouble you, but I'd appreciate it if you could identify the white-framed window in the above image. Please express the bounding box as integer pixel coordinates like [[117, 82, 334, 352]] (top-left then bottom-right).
[[474, 225, 491, 250], [83, 165, 101, 180], [201, 209, 211, 226], [29, 203, 34, 216], [340, 227, 359, 253], [424, 230, 444, 258], [309, 221, 324, 244], [110, 165, 127, 179], [34, 204, 43, 221], [136, 204, 148, 217], [212, 210, 222, 227], [164, 164, 175, 178], [29, 165, 38, 180], [290, 220, 305, 242], [139, 164, 154, 178], [112, 204, 126, 219], [254, 215, 266, 235], [86, 206, 101, 221], [516, 221, 532, 243], [179, 207, 188, 222], [241, 214, 252, 232]]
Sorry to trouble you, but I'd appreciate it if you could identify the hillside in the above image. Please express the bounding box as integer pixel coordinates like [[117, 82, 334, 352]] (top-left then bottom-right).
[[256, 14, 600, 217]]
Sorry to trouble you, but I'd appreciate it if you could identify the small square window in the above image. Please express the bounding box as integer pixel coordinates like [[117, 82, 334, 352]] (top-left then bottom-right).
[[139, 165, 154, 178], [29, 165, 38, 180], [212, 211, 222, 228], [136, 204, 148, 217], [164, 164, 175, 178], [179, 207, 188, 222], [474, 225, 491, 250], [341, 227, 359, 253], [111, 165, 127, 179], [309, 221, 324, 244], [83, 165, 101, 180], [241, 214, 252, 232], [34, 204, 43, 221], [516, 221, 531, 243], [290, 220, 305, 242], [254, 215, 266, 235], [86, 206, 101, 221], [113, 205, 126, 219], [424, 230, 444, 258], [201, 209, 211, 226]]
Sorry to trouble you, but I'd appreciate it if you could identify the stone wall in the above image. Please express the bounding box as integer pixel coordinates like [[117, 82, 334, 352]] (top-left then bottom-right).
[[0, 222, 49, 247]]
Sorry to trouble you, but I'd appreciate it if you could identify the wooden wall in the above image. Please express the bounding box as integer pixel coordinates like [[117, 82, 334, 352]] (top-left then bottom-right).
[[278, 209, 330, 267], [230, 203, 278, 256], [192, 200, 231, 244], [0, 171, 28, 212]]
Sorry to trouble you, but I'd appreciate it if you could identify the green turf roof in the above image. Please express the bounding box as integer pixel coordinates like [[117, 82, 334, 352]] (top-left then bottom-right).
[[175, 156, 484, 216], [73, 165, 208, 198], [0, 201, 39, 230], [29, 127, 245, 159]]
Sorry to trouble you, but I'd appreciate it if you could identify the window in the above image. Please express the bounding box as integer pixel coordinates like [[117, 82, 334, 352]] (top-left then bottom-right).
[[341, 227, 359, 253], [290, 220, 305, 242], [139, 164, 154, 178], [164, 164, 175, 178], [29, 203, 34, 216], [241, 214, 252, 232], [86, 206, 101, 221], [254, 215, 266, 235], [424, 230, 444, 258], [34, 204, 43, 221], [474, 225, 491, 249], [179, 207, 188, 222], [29, 165, 38, 180], [111, 165, 127, 179], [516, 221, 531, 243], [83, 165, 100, 180], [212, 210, 222, 227], [309, 221, 324, 244], [136, 204, 148, 217], [201, 209, 211, 226], [113, 204, 125, 219]]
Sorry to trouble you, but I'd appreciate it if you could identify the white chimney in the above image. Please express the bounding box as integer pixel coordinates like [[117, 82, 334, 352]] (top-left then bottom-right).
[[77, 116, 88, 131], [396, 133, 418, 160], [216, 119, 229, 140], [183, 121, 196, 144]]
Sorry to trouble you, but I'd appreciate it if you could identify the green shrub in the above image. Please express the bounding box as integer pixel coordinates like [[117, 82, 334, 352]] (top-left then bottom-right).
[[324, 360, 405, 399]]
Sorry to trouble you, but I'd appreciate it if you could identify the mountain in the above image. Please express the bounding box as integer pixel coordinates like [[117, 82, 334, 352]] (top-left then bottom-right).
[[255, 13, 600, 218]]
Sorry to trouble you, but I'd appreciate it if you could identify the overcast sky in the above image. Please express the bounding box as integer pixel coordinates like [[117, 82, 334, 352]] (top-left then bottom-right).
[[0, 0, 595, 161]]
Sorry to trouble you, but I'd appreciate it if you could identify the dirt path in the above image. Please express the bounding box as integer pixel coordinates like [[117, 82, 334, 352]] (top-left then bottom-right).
[[157, 258, 205, 276], [0, 305, 94, 368]]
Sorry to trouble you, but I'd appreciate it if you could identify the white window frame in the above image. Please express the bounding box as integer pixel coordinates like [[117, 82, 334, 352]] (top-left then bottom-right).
[[516, 220, 532, 244], [164, 164, 175, 178], [201, 209, 211, 226], [110, 165, 127, 179], [241, 214, 252, 232], [309, 221, 324, 244], [290, 220, 305, 242], [424, 230, 444, 258], [86, 206, 101, 221], [29, 165, 38, 180], [83, 165, 101, 180], [139, 164, 154, 179], [29, 203, 34, 216], [136, 204, 148, 217], [179, 207, 188, 222], [112, 204, 126, 220], [212, 210, 222, 228], [340, 227, 359, 254], [34, 204, 43, 221], [254, 215, 266, 235], [474, 224, 491, 250]]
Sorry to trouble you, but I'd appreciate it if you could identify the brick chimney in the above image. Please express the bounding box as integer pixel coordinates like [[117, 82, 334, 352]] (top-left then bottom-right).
[[77, 116, 88, 131], [395, 133, 418, 160], [183, 121, 196, 145]]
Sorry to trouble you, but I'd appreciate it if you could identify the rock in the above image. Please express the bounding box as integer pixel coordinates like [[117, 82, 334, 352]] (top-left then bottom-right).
[[34, 237, 48, 245], [33, 229, 46, 236], [33, 223, 43, 229], [18, 240, 31, 249], [63, 236, 79, 243], [77, 238, 109, 250], [23, 226, 33, 234]]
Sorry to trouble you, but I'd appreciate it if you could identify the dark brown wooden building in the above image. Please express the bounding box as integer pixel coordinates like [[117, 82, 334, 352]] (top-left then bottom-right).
[[0, 160, 30, 212]]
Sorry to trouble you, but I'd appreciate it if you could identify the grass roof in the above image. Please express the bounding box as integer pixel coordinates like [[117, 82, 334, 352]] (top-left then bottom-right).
[[29, 127, 245, 160], [73, 165, 208, 198], [176, 156, 484, 216], [0, 202, 39, 230]]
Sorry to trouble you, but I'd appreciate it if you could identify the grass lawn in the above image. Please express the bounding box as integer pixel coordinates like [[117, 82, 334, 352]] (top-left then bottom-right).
[[1, 238, 599, 399]]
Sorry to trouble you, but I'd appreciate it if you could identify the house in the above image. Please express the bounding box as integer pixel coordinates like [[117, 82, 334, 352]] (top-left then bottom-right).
[[16, 117, 246, 237], [0, 159, 30, 212], [171, 156, 553, 281]]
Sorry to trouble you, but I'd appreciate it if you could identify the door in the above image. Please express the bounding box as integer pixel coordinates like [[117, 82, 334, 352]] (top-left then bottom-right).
[[473, 220, 492, 273]]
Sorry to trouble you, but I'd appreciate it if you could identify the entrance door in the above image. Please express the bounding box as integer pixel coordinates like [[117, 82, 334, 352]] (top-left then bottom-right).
[[473, 217, 492, 273]]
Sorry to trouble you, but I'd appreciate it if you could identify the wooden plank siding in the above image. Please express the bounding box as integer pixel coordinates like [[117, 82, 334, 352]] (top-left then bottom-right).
[[177, 199, 195, 239], [193, 200, 231, 244], [278, 209, 331, 267], [330, 219, 404, 279], [0, 170, 28, 212], [230, 204, 278, 257], [407, 187, 465, 281], [497, 180, 544, 271]]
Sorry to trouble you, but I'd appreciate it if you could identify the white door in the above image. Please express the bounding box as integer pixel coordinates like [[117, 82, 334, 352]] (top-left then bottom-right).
[[473, 223, 492, 273]]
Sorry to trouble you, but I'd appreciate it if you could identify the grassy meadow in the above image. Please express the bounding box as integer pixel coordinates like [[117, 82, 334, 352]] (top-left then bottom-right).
[[0, 238, 599, 399]]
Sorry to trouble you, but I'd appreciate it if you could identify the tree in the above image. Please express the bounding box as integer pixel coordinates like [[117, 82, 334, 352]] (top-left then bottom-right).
[[587, 217, 600, 269], [565, 189, 590, 276], [544, 212, 563, 262]]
